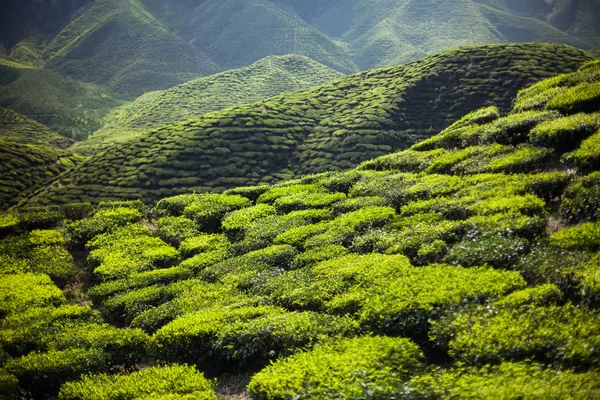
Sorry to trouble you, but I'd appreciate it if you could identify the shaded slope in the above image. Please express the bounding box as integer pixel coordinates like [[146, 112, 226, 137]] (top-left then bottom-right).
[[299, 0, 596, 69], [78, 55, 346, 154], [0, 107, 73, 148], [176, 0, 357, 74], [0, 108, 83, 209], [0, 63, 118, 140], [29, 44, 594, 204], [43, 0, 219, 98]]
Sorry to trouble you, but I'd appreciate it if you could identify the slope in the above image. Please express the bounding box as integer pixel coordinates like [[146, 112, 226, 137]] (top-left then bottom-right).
[[0, 108, 83, 209], [297, 0, 597, 69], [175, 0, 358, 74], [43, 0, 219, 98], [77, 55, 346, 155], [0, 62, 118, 140], [27, 43, 594, 205], [2, 59, 600, 399]]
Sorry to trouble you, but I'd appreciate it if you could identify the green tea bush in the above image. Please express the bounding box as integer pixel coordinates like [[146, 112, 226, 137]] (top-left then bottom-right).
[[248, 336, 424, 400], [16, 207, 64, 230], [182, 193, 250, 232], [224, 185, 270, 202], [570, 129, 600, 170], [60, 203, 94, 221], [358, 149, 444, 172], [100, 285, 176, 324], [155, 194, 200, 217], [404, 363, 600, 400], [155, 216, 200, 246], [0, 369, 22, 399], [549, 221, 600, 251], [559, 172, 600, 223], [443, 235, 529, 268], [481, 110, 560, 145], [481, 144, 553, 173], [436, 303, 600, 367], [257, 184, 323, 204], [179, 249, 229, 273], [153, 306, 357, 371], [546, 81, 600, 113], [221, 204, 276, 239], [179, 234, 230, 258], [447, 106, 501, 130], [529, 112, 600, 151], [273, 192, 346, 213], [0, 273, 65, 317], [58, 365, 217, 400], [5, 348, 110, 396], [0, 305, 101, 356], [273, 222, 329, 249], [0, 213, 19, 237], [292, 245, 350, 269], [332, 196, 391, 213], [96, 200, 145, 213], [67, 208, 142, 248]]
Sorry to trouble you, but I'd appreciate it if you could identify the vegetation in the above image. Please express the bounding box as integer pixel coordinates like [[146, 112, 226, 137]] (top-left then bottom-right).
[[30, 43, 594, 204]]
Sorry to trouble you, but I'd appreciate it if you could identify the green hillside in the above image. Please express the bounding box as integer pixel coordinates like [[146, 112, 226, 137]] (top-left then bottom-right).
[[77, 55, 346, 155], [0, 63, 118, 140], [175, 0, 358, 74], [29, 43, 593, 204], [0, 108, 84, 209], [43, 0, 219, 98], [303, 0, 595, 69], [0, 107, 72, 148], [1, 59, 599, 398]]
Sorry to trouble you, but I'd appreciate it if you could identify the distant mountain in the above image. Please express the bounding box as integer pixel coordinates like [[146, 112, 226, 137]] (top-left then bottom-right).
[[77, 55, 346, 154], [42, 0, 219, 98], [0, 61, 118, 140], [0, 107, 83, 208], [28, 43, 594, 205]]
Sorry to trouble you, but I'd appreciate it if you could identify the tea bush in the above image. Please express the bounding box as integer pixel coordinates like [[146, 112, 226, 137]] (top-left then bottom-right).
[[58, 364, 217, 400], [549, 221, 600, 251], [0, 273, 65, 317], [570, 129, 600, 170], [182, 194, 251, 232], [273, 192, 346, 213], [529, 112, 600, 151], [249, 336, 424, 399], [153, 305, 358, 371], [179, 234, 230, 258], [404, 363, 600, 399], [155, 216, 200, 246], [67, 208, 142, 248], [221, 204, 277, 239], [443, 235, 529, 268], [559, 172, 600, 223]]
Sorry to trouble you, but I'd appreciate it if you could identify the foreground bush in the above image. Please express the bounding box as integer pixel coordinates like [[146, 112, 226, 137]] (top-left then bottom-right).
[[0, 273, 65, 317], [404, 363, 600, 399], [248, 336, 424, 399], [58, 364, 217, 400]]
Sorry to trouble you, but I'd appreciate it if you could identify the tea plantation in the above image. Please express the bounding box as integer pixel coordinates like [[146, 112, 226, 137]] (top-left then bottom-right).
[[30, 43, 594, 205], [1, 58, 599, 398], [0, 107, 84, 209], [78, 55, 346, 155]]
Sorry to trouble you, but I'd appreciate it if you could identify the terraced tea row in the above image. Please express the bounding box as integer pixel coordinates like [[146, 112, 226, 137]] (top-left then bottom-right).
[[33, 43, 594, 204]]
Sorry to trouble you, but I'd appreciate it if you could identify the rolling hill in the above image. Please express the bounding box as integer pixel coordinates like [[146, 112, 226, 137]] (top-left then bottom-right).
[[77, 55, 346, 155], [0, 61, 118, 140], [0, 108, 83, 209], [42, 0, 219, 98], [1, 58, 599, 399], [26, 43, 594, 205]]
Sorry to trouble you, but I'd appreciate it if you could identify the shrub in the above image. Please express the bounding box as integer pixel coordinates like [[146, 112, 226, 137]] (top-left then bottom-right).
[[435, 303, 600, 367], [182, 193, 250, 232], [155, 194, 201, 217], [257, 184, 321, 205], [58, 365, 217, 400], [546, 81, 600, 113], [179, 249, 229, 273], [5, 348, 110, 396], [358, 149, 444, 172], [155, 216, 200, 246], [248, 336, 424, 400], [179, 234, 230, 258], [60, 203, 94, 221], [0, 273, 65, 317], [529, 112, 600, 151], [481, 144, 553, 173], [273, 192, 346, 213], [570, 129, 600, 170], [292, 245, 349, 269], [481, 110, 560, 145], [404, 363, 600, 400], [332, 196, 391, 213], [221, 204, 277, 239], [559, 172, 600, 223], [67, 208, 142, 248], [16, 207, 64, 230], [0, 213, 19, 237], [96, 200, 145, 213], [443, 235, 530, 268], [224, 185, 270, 202], [549, 221, 600, 252], [153, 306, 357, 372], [0, 369, 22, 399], [273, 222, 329, 249]]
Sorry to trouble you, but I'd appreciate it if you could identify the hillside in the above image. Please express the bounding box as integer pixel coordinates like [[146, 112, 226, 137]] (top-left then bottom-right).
[[77, 55, 346, 155], [284, 0, 599, 69], [28, 43, 594, 204], [1, 59, 599, 398], [0, 108, 84, 209], [42, 0, 219, 98], [0, 63, 118, 140]]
